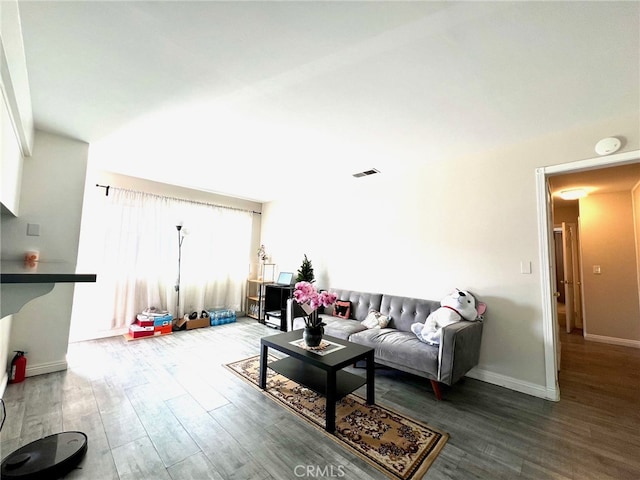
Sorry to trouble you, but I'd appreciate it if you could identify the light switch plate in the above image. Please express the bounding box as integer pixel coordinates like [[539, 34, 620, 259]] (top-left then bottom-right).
[[27, 223, 40, 236]]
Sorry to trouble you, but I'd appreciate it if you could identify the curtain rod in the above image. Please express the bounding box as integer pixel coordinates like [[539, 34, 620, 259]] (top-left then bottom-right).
[[95, 184, 261, 215], [96, 183, 110, 196]]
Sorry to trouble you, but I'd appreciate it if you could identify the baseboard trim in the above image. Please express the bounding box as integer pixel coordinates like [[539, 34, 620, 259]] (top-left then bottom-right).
[[26, 360, 68, 377], [583, 333, 640, 349], [69, 327, 128, 343], [466, 367, 559, 401]]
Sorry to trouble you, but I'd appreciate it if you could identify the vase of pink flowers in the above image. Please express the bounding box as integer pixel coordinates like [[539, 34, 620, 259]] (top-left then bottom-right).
[[293, 281, 337, 347]]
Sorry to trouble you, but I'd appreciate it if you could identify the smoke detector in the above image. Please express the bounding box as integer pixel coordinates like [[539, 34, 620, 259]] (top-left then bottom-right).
[[595, 137, 621, 156]]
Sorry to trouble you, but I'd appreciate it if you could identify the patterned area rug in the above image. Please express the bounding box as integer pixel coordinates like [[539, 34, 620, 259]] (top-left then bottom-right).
[[225, 355, 448, 480]]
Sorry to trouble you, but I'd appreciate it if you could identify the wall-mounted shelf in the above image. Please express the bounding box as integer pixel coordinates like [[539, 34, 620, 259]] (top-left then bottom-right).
[[1, 261, 97, 318]]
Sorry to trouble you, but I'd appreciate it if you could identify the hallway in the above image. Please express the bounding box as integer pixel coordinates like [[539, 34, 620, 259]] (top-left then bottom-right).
[[558, 329, 640, 405], [552, 329, 640, 478]]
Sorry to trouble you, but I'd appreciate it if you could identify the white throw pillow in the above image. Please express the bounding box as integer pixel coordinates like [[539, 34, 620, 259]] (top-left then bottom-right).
[[361, 310, 390, 329]]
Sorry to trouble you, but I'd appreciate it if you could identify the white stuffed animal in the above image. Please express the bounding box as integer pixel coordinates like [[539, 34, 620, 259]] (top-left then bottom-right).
[[411, 289, 486, 345]]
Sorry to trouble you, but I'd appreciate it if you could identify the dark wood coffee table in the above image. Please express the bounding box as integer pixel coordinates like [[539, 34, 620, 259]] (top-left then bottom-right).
[[259, 330, 375, 433]]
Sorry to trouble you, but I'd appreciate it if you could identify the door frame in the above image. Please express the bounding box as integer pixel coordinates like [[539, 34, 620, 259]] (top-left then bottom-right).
[[535, 149, 640, 402]]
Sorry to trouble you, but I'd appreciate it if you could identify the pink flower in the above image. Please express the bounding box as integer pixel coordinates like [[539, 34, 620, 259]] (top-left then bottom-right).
[[309, 295, 321, 310], [293, 281, 315, 304], [319, 291, 337, 307], [293, 282, 337, 328]]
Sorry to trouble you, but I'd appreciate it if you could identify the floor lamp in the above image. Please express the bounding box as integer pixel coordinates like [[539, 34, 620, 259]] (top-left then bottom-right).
[[175, 224, 185, 319]]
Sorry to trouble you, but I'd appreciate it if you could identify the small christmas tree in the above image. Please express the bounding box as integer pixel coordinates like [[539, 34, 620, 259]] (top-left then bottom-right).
[[296, 254, 315, 283]]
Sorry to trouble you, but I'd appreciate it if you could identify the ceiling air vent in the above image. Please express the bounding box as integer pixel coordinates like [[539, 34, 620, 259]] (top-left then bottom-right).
[[352, 168, 380, 178]]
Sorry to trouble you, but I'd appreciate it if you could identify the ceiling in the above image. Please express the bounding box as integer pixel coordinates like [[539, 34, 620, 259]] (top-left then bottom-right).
[[17, 1, 640, 202], [550, 163, 640, 205]]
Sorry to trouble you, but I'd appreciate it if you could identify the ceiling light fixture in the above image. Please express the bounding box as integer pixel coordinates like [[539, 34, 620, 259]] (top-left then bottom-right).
[[558, 189, 587, 200]]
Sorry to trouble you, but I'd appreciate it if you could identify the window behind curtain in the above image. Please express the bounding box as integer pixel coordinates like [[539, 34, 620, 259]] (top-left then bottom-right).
[[70, 188, 252, 341]]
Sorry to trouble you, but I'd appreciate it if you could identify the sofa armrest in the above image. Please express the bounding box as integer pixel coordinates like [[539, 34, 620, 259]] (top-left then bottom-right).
[[437, 320, 483, 385]]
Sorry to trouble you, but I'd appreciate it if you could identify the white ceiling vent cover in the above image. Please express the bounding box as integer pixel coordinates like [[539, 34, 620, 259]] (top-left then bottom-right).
[[353, 168, 380, 178]]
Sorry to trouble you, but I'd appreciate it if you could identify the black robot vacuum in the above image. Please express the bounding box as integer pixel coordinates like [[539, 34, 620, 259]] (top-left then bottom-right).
[[1, 431, 88, 479]]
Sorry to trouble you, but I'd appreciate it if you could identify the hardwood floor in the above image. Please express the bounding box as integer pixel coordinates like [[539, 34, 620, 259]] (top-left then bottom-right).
[[1, 318, 639, 479]]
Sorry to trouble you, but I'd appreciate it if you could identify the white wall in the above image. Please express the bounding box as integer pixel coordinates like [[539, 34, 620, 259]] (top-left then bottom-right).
[[0, 0, 34, 154], [1, 96, 23, 215], [580, 191, 640, 344], [0, 316, 10, 395], [0, 0, 33, 394], [261, 112, 640, 399], [1, 130, 89, 376], [0, 43, 21, 395], [635, 181, 640, 328]]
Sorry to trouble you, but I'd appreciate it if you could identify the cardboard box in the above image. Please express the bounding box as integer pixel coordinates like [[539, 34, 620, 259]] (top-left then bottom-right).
[[135, 317, 155, 327], [154, 324, 172, 335], [171, 316, 209, 330], [186, 317, 210, 330], [129, 324, 154, 338], [137, 313, 173, 327], [173, 317, 187, 331], [153, 314, 173, 327]]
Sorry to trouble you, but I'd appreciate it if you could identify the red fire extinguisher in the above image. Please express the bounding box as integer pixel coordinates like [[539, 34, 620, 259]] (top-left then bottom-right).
[[9, 351, 27, 384]]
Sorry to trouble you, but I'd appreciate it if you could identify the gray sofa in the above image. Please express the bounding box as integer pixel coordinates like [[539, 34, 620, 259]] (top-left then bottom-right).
[[291, 288, 483, 400]]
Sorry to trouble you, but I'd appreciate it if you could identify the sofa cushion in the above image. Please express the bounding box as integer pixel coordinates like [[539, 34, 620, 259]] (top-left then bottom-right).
[[349, 329, 440, 379], [333, 300, 351, 319], [361, 310, 390, 329], [321, 316, 367, 340], [327, 289, 383, 322], [380, 295, 441, 332]]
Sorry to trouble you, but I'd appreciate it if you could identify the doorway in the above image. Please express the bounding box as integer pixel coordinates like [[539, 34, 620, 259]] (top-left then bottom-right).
[[536, 149, 640, 401], [553, 222, 583, 334]]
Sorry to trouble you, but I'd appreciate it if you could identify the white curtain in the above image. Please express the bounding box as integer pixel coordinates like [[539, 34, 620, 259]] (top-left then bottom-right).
[[70, 188, 252, 340]]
